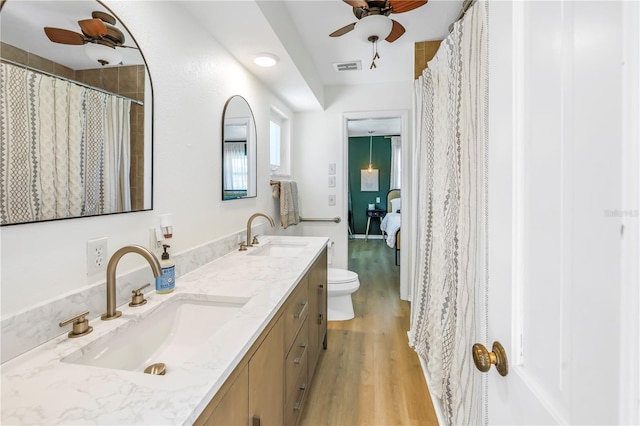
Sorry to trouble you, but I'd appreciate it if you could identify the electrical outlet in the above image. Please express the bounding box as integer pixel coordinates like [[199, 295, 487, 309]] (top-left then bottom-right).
[[328, 176, 336, 188], [328, 195, 336, 206], [87, 237, 108, 275], [376, 197, 381, 203], [328, 163, 336, 175]]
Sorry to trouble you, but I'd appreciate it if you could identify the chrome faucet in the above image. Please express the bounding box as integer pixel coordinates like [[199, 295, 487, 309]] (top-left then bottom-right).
[[246, 213, 275, 247], [101, 245, 162, 320]]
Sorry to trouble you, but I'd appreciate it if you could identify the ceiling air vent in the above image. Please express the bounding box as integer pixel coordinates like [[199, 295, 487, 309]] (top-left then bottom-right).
[[333, 61, 362, 72]]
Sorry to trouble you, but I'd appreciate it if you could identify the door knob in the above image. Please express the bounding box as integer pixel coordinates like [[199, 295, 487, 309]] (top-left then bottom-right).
[[472, 341, 509, 376]]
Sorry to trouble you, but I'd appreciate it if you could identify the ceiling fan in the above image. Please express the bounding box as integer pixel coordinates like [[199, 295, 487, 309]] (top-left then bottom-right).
[[329, 0, 428, 43], [43, 11, 135, 65]]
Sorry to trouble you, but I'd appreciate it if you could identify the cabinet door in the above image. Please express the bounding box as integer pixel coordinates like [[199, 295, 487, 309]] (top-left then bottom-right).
[[195, 365, 249, 426], [317, 249, 327, 351], [249, 314, 284, 425], [307, 248, 328, 381]]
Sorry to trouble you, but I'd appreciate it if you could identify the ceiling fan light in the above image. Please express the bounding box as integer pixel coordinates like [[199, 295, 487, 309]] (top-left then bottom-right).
[[354, 15, 393, 41], [254, 53, 279, 67], [84, 43, 122, 66]]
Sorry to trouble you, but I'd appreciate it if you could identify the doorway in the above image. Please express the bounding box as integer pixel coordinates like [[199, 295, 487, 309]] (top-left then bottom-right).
[[342, 110, 411, 300], [346, 118, 400, 240]]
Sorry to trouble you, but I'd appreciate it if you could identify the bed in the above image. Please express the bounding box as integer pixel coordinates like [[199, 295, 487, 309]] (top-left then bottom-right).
[[380, 189, 401, 265]]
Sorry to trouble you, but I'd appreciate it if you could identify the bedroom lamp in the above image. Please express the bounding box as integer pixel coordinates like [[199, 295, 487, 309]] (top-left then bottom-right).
[[368, 131, 374, 172]]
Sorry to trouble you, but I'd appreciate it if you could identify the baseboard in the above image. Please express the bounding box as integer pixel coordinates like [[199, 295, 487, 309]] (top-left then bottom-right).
[[351, 234, 384, 240]]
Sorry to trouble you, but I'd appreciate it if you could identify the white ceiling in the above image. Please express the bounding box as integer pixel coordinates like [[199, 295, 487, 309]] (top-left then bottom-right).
[[1, 0, 463, 131], [183, 0, 463, 111], [347, 117, 401, 137]]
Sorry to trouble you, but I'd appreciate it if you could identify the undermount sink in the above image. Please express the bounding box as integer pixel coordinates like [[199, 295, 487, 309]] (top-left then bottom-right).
[[248, 240, 308, 257], [62, 295, 249, 374]]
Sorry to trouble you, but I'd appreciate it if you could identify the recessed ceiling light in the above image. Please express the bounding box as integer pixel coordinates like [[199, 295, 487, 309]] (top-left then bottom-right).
[[253, 53, 279, 67]]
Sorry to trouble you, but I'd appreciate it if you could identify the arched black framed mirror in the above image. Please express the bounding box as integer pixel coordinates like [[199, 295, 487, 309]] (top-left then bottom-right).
[[0, 0, 153, 225], [222, 95, 257, 200]]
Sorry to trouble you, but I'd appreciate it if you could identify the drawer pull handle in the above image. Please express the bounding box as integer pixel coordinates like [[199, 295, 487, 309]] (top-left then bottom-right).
[[294, 342, 308, 364], [294, 300, 308, 319], [293, 383, 307, 411], [252, 416, 261, 426]]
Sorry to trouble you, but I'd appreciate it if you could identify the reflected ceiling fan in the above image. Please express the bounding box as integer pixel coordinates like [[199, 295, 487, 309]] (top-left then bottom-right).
[[44, 11, 136, 66], [329, 0, 428, 43]]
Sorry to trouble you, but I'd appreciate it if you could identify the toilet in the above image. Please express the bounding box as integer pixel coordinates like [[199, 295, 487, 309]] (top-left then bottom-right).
[[327, 268, 360, 321]]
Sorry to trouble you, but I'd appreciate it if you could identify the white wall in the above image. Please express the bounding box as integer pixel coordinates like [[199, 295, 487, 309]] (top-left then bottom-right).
[[292, 83, 413, 269], [0, 1, 292, 316]]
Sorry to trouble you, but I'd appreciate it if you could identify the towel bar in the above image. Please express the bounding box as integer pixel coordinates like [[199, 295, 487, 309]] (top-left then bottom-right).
[[300, 217, 341, 223]]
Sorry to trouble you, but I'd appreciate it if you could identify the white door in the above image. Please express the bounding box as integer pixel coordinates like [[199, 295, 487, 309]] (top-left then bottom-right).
[[486, 1, 639, 424]]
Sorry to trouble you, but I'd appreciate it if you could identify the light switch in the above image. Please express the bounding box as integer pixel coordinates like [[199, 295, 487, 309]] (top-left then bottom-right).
[[376, 196, 381, 203], [328, 163, 336, 175], [328, 176, 336, 188]]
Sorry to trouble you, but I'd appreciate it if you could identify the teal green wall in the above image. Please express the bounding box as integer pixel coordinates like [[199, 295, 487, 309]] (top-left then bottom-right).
[[348, 136, 391, 235]]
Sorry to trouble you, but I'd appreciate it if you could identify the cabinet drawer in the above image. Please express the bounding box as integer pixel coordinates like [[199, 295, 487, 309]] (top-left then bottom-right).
[[285, 318, 308, 400], [284, 279, 309, 352], [284, 350, 308, 426]]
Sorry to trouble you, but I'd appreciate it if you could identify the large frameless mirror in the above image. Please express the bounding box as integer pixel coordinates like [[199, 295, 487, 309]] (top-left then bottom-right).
[[222, 95, 257, 200], [0, 0, 153, 225]]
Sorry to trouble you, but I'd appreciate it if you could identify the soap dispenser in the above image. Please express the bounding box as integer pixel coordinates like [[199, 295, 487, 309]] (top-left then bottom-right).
[[155, 244, 175, 294]]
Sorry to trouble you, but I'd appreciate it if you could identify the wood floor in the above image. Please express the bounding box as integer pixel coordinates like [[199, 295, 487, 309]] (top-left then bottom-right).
[[299, 239, 438, 426]]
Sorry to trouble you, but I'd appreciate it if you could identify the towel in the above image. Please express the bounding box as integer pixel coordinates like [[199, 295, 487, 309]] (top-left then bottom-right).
[[276, 180, 300, 228]]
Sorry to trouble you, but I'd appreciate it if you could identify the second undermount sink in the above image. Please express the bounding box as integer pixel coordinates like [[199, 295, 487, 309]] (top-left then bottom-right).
[[248, 240, 308, 257], [62, 295, 249, 374]]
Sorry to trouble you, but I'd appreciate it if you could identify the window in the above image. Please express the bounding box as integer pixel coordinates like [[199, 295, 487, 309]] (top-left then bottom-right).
[[270, 120, 281, 171], [270, 107, 290, 176]]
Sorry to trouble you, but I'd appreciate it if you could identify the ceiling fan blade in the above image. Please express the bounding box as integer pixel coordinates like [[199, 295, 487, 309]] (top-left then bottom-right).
[[342, 0, 369, 8], [103, 25, 125, 45], [78, 18, 107, 37], [385, 19, 406, 42], [91, 11, 116, 25], [389, 0, 428, 13], [330, 22, 357, 37], [43, 27, 86, 45]]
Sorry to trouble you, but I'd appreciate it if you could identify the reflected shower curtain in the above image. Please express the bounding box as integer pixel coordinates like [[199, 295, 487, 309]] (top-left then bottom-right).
[[408, 2, 488, 425], [104, 96, 132, 213], [0, 62, 131, 224]]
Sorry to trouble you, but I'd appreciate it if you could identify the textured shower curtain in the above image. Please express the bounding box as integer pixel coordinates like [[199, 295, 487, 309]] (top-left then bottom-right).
[[408, 2, 488, 425], [0, 62, 131, 224]]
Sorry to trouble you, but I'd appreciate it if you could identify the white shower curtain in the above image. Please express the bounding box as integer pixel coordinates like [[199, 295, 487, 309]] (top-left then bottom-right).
[[0, 62, 131, 224], [408, 2, 488, 425], [104, 96, 132, 213]]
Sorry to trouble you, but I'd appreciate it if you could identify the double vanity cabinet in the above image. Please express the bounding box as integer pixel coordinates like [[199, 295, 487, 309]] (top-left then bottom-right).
[[0, 236, 328, 425], [196, 249, 327, 425]]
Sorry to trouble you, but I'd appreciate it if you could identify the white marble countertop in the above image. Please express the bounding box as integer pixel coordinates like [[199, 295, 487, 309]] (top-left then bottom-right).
[[0, 236, 328, 425]]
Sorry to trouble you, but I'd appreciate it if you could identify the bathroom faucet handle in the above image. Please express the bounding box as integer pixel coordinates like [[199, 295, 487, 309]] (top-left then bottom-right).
[[239, 242, 248, 251], [252, 235, 260, 245], [129, 283, 150, 307], [59, 311, 93, 338]]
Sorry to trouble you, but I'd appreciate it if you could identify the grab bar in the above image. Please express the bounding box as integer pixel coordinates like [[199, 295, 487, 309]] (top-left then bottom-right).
[[300, 217, 341, 223]]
